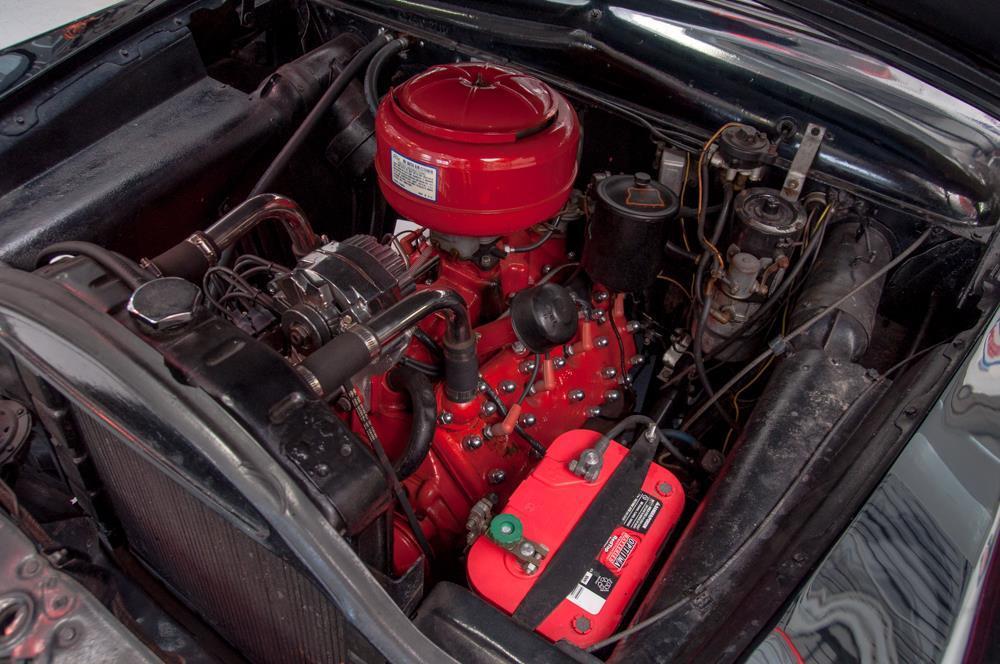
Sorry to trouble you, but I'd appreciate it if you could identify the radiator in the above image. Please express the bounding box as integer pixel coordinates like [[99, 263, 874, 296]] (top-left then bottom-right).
[[75, 409, 364, 664]]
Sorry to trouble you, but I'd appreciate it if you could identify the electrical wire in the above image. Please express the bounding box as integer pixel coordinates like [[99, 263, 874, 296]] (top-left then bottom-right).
[[682, 228, 933, 430], [516, 354, 541, 407], [344, 385, 434, 562], [480, 378, 546, 457], [656, 274, 692, 301]]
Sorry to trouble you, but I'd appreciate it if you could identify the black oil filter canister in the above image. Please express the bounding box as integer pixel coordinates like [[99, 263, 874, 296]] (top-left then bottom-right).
[[582, 172, 678, 292]]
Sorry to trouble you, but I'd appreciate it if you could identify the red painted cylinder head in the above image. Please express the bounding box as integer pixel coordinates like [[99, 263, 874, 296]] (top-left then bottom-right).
[[375, 63, 580, 237]]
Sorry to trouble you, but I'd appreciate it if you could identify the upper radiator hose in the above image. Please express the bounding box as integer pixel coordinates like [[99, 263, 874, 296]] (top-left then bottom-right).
[[299, 289, 478, 403]]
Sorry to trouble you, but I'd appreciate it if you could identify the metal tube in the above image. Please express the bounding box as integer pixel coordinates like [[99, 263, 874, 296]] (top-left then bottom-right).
[[367, 288, 472, 345], [206, 193, 320, 258]]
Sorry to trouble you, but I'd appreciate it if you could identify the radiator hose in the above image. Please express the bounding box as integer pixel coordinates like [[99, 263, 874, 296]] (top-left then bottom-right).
[[387, 365, 436, 479], [300, 289, 478, 403]]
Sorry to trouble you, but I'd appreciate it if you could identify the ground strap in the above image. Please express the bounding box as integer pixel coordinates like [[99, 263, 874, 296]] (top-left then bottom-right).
[[512, 434, 656, 627]]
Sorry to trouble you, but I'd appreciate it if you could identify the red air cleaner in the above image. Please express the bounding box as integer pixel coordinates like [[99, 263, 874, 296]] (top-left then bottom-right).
[[467, 429, 684, 647], [375, 63, 580, 236]]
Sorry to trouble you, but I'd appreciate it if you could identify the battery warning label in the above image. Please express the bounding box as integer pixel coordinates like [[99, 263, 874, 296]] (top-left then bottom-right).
[[567, 562, 617, 615], [390, 150, 438, 201], [622, 491, 662, 534]]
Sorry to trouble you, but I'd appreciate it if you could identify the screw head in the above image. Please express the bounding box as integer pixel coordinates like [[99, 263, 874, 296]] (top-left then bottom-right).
[[595, 336, 609, 348], [586, 406, 602, 418], [518, 541, 536, 557], [567, 389, 585, 402], [593, 290, 610, 303], [656, 481, 673, 496], [601, 366, 618, 379], [500, 380, 517, 393], [553, 356, 567, 369], [487, 469, 506, 484], [519, 413, 537, 427], [438, 411, 454, 425], [463, 434, 483, 450], [481, 401, 498, 417], [604, 389, 622, 403], [511, 341, 527, 355], [626, 320, 641, 333], [572, 615, 592, 634]]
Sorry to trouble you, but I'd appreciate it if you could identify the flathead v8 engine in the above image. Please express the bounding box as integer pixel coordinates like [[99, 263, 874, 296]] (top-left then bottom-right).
[[1, 15, 970, 662]]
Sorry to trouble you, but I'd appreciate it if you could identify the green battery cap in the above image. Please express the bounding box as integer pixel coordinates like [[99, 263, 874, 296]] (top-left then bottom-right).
[[488, 513, 523, 545]]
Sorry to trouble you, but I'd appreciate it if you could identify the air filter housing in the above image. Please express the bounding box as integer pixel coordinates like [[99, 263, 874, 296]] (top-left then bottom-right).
[[375, 63, 580, 236]]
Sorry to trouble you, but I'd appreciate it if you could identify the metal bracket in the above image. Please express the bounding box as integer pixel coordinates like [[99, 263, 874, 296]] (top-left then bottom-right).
[[780, 123, 826, 202]]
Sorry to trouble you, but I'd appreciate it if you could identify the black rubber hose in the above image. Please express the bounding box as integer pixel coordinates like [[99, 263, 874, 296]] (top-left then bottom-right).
[[388, 366, 437, 480], [665, 240, 698, 262], [37, 241, 148, 290], [250, 33, 393, 198], [364, 36, 410, 114]]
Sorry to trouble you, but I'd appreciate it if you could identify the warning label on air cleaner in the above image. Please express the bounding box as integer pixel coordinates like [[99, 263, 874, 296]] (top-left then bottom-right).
[[621, 491, 662, 534], [390, 150, 438, 201]]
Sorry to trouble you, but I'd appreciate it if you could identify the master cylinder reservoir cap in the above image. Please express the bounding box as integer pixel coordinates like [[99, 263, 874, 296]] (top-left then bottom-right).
[[374, 63, 580, 236]]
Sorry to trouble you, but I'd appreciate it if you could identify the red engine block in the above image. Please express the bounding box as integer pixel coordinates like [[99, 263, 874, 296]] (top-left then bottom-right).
[[348, 227, 638, 572]]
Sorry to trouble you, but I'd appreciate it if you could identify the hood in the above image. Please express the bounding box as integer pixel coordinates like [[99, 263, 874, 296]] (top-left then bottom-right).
[[756, 0, 1000, 117]]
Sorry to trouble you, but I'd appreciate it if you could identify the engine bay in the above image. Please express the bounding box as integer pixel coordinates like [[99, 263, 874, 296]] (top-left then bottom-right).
[[0, 2, 995, 662]]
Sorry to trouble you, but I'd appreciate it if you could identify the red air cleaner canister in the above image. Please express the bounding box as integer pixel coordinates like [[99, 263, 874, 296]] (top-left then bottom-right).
[[374, 63, 580, 236], [467, 429, 684, 647]]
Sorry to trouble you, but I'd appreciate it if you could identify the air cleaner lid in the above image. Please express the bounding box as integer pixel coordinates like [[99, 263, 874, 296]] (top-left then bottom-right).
[[391, 63, 558, 144]]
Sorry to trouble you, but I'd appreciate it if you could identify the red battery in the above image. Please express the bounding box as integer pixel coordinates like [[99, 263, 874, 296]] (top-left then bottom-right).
[[467, 428, 685, 647]]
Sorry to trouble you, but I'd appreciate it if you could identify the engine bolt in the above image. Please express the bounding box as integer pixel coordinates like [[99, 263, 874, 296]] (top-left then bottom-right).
[[519, 413, 537, 427], [477, 380, 490, 393], [563, 343, 575, 357], [604, 390, 622, 402], [553, 356, 567, 369], [629, 355, 646, 366], [511, 341, 528, 355], [595, 336, 609, 348], [586, 406, 602, 418], [567, 389, 586, 402], [626, 320, 641, 333], [593, 290, 609, 303], [592, 310, 608, 324], [500, 380, 517, 393], [542, 264, 552, 274], [656, 481, 673, 496], [439, 411, 454, 425], [487, 469, 506, 484], [464, 434, 483, 451], [519, 541, 536, 557], [519, 359, 537, 373], [601, 367, 618, 379], [481, 401, 498, 417]]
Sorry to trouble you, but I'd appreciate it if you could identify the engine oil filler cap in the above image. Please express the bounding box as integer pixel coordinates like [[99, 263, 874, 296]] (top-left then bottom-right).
[[375, 63, 580, 236], [467, 429, 685, 648]]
